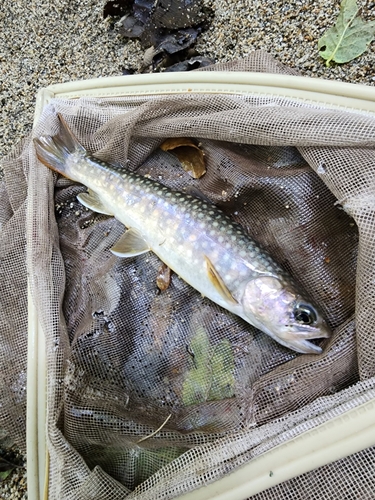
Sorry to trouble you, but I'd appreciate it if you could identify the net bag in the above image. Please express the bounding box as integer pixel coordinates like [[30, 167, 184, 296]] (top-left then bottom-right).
[[1, 52, 375, 499]]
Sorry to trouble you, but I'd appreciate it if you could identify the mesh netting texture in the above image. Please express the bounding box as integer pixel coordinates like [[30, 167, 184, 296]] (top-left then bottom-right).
[[1, 52, 375, 499], [252, 442, 375, 500]]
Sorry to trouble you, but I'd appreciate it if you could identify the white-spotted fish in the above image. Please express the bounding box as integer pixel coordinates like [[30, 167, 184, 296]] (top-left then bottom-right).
[[34, 114, 331, 354]]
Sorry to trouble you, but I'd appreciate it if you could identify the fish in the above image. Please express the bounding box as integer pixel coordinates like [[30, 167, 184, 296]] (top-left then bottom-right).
[[34, 114, 331, 354]]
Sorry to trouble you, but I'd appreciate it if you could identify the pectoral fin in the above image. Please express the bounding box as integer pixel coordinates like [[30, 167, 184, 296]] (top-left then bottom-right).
[[110, 228, 150, 258], [204, 256, 238, 304], [77, 190, 114, 216]]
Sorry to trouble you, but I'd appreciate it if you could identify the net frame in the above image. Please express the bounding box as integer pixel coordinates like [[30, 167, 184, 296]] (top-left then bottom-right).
[[19, 56, 375, 499]]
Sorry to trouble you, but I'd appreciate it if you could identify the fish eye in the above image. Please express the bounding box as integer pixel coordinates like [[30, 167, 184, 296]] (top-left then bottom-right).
[[293, 304, 317, 325]]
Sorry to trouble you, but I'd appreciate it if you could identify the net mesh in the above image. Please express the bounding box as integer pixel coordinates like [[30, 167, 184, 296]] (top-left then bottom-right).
[[253, 443, 375, 500], [1, 51, 375, 498]]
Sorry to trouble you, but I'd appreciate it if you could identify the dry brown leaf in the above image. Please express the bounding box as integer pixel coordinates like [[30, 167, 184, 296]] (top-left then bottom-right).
[[160, 138, 206, 179], [156, 262, 171, 291]]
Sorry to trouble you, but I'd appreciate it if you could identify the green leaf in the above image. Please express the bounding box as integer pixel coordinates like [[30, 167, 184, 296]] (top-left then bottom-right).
[[318, 0, 375, 66], [182, 327, 235, 406], [0, 468, 13, 481], [0, 456, 19, 481]]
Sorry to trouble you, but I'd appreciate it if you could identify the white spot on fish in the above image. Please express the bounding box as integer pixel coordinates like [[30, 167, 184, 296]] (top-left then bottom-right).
[[317, 162, 326, 175]]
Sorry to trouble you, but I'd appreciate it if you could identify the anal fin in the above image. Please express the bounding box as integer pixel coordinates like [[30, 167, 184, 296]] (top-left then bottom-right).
[[110, 228, 150, 258], [77, 190, 114, 216], [205, 255, 238, 304]]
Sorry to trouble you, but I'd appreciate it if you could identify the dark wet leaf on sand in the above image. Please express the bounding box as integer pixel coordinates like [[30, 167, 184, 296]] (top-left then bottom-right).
[[118, 0, 211, 71], [103, 0, 133, 19], [153, 0, 204, 29], [121, 16, 145, 38], [164, 56, 215, 72], [155, 28, 200, 55]]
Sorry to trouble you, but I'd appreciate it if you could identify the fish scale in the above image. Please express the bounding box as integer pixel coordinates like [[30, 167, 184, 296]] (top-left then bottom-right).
[[33, 114, 331, 354]]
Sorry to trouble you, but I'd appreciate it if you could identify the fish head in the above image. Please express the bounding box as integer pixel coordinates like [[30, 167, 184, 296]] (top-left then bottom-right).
[[241, 276, 330, 354]]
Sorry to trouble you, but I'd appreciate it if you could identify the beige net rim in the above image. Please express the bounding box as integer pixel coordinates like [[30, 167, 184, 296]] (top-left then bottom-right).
[[28, 71, 375, 500], [34, 72, 375, 117]]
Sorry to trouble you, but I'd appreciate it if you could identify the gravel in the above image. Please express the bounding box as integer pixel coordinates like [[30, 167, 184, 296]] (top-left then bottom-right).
[[0, 465, 27, 500], [196, 0, 375, 83], [0, 432, 27, 500], [0, 0, 374, 498]]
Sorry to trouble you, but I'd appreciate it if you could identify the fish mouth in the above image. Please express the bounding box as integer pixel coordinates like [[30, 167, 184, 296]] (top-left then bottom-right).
[[284, 338, 324, 354], [281, 324, 331, 354]]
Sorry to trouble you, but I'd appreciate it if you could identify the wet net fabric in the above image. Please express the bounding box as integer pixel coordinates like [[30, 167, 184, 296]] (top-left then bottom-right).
[[0, 140, 29, 452], [252, 440, 375, 500], [1, 51, 375, 498]]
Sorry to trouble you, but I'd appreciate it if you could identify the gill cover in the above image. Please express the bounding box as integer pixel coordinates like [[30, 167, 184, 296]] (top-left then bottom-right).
[[242, 276, 330, 354]]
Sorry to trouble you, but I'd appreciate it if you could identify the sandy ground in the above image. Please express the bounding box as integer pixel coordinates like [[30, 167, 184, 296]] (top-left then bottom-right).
[[1, 0, 374, 163], [0, 0, 374, 497]]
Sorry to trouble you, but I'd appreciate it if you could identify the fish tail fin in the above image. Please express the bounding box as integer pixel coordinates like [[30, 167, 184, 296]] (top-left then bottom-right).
[[33, 113, 86, 176]]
